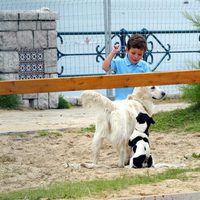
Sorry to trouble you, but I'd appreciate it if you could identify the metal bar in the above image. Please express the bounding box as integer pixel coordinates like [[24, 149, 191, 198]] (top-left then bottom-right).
[[57, 29, 200, 36], [103, 0, 112, 57], [57, 50, 200, 58], [103, 0, 113, 99]]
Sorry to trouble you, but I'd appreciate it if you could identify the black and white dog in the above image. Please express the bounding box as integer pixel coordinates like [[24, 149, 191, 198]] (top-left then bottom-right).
[[128, 112, 155, 168]]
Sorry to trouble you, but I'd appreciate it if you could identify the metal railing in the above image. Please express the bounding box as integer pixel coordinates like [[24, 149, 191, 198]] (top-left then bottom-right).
[[57, 28, 200, 77]]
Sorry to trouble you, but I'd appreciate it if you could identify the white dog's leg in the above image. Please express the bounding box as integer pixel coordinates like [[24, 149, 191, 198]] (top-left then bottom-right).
[[124, 145, 132, 165], [118, 142, 131, 167], [92, 132, 104, 164], [118, 147, 125, 167]]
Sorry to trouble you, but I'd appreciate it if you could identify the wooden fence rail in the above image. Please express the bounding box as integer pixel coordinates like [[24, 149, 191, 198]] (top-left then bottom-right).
[[0, 70, 200, 95]]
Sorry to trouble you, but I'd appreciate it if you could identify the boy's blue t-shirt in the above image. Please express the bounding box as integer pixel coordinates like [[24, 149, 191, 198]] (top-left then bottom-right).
[[111, 55, 151, 100]]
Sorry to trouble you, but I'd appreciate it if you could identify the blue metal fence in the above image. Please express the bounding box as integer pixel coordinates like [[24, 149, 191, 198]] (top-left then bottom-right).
[[57, 28, 200, 76]]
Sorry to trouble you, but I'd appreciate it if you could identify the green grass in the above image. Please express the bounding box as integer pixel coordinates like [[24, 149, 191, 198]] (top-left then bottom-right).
[[151, 104, 200, 133], [192, 153, 200, 159], [80, 104, 200, 134], [36, 130, 63, 137], [0, 167, 199, 200], [81, 124, 95, 133]]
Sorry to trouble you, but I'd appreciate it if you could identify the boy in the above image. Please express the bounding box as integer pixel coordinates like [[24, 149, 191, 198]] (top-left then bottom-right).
[[102, 34, 151, 100]]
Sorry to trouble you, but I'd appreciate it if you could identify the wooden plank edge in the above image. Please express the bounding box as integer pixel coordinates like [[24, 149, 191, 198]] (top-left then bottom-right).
[[0, 70, 199, 95]]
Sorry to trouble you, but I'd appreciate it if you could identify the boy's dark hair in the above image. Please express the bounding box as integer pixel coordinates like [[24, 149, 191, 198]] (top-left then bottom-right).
[[126, 34, 147, 52]]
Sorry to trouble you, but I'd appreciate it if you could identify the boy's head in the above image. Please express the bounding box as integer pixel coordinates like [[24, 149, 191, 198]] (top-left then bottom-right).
[[126, 34, 147, 64], [126, 34, 147, 51]]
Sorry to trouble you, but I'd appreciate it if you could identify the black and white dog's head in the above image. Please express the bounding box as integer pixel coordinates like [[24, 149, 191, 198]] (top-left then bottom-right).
[[135, 112, 155, 136], [128, 112, 155, 168]]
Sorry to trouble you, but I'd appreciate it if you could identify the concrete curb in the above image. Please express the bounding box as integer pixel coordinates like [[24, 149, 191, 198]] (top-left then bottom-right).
[[118, 192, 200, 200]]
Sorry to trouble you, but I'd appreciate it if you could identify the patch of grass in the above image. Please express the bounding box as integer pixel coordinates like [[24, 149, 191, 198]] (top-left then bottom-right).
[[13, 133, 29, 138], [81, 124, 95, 133], [0, 94, 22, 109], [0, 167, 199, 200], [36, 130, 62, 137], [151, 104, 200, 133], [181, 83, 200, 106], [58, 95, 72, 109], [192, 153, 200, 159]]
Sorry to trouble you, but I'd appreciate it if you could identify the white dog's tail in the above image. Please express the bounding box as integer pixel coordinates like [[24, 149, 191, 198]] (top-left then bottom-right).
[[81, 90, 115, 113]]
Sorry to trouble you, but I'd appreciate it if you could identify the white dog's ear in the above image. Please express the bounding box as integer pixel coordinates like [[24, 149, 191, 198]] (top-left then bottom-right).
[[127, 94, 136, 100]]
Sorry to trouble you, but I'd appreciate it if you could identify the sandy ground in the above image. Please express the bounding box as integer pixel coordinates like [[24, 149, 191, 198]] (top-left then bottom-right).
[[0, 103, 200, 199]]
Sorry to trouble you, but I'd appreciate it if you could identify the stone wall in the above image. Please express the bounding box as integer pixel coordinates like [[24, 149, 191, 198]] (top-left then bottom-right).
[[0, 9, 58, 109]]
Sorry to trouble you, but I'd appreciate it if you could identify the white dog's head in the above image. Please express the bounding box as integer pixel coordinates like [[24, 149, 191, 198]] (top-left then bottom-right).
[[147, 86, 166, 100], [128, 86, 166, 101], [127, 86, 165, 116]]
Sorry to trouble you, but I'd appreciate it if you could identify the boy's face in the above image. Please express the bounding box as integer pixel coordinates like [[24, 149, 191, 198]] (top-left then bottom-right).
[[126, 47, 144, 64]]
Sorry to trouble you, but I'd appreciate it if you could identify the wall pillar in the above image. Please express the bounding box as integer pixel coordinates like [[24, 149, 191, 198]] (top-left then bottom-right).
[[0, 10, 58, 109]]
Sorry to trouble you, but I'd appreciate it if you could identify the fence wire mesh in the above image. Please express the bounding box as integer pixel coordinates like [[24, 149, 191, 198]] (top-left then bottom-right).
[[0, 0, 200, 97]]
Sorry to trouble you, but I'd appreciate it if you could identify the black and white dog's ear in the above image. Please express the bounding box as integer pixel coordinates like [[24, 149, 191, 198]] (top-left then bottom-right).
[[150, 117, 155, 124], [128, 139, 137, 147], [129, 136, 143, 147], [132, 145, 137, 153], [128, 139, 133, 147], [132, 155, 146, 168], [136, 112, 155, 125], [136, 112, 146, 124], [147, 155, 153, 168]]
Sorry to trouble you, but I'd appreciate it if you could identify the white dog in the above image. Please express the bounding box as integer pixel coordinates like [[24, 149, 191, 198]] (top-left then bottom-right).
[[81, 86, 165, 167], [128, 112, 155, 168]]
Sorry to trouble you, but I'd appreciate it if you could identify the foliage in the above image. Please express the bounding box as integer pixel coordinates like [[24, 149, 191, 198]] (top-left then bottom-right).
[[182, 4, 200, 105], [181, 83, 200, 106], [184, 11, 200, 30], [0, 167, 199, 200], [58, 95, 72, 109], [0, 94, 22, 109], [181, 62, 200, 106], [0, 79, 22, 109]]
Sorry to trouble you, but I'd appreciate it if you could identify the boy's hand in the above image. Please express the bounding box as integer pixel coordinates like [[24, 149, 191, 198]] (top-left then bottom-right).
[[112, 44, 120, 54]]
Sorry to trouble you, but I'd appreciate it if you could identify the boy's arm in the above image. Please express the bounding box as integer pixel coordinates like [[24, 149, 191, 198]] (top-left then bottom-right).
[[102, 45, 120, 72]]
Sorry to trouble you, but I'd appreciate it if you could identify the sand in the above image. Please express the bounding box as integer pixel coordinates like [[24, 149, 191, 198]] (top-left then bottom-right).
[[0, 105, 200, 199]]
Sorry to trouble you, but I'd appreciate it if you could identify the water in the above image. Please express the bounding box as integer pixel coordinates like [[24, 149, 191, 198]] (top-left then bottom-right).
[[1, 0, 200, 97]]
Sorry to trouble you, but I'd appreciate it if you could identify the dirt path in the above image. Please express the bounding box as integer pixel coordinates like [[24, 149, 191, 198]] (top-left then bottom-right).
[[0, 102, 189, 134], [0, 107, 94, 134]]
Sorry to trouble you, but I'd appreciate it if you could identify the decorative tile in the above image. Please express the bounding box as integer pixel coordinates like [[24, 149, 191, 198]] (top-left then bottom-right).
[[18, 48, 45, 79]]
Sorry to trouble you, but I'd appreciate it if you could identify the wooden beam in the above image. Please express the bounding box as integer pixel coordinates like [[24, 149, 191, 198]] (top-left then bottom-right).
[[0, 70, 200, 95]]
